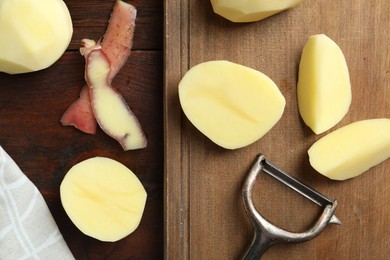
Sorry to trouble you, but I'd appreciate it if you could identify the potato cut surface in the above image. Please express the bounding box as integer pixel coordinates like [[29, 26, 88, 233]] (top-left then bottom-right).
[[308, 118, 390, 180], [179, 60, 285, 149], [0, 0, 73, 74], [60, 157, 147, 242], [297, 34, 351, 134], [210, 0, 302, 23]]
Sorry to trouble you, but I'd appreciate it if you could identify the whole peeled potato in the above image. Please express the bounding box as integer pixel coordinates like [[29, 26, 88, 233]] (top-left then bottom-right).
[[0, 0, 73, 74], [210, 0, 303, 23]]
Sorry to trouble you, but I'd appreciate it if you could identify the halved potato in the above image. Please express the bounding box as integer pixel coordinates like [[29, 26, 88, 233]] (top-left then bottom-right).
[[308, 118, 390, 180], [60, 157, 147, 241], [179, 60, 285, 149], [297, 34, 352, 134]]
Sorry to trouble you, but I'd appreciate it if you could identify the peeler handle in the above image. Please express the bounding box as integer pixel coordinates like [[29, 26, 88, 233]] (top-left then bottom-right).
[[242, 229, 272, 260]]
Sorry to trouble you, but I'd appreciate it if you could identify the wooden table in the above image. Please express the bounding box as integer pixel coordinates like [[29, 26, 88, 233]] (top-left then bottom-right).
[[3, 0, 390, 259], [0, 0, 163, 259]]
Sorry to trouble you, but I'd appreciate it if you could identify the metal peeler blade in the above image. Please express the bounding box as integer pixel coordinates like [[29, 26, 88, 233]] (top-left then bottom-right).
[[241, 154, 341, 260]]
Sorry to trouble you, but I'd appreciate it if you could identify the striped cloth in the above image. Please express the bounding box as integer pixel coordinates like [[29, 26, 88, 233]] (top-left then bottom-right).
[[0, 146, 74, 260]]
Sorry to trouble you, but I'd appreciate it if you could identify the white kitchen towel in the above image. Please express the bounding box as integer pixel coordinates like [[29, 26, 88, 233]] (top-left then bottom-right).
[[0, 146, 74, 260]]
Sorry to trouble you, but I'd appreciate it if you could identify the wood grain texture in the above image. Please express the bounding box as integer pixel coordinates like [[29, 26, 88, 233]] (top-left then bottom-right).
[[67, 0, 163, 50], [0, 0, 163, 259], [164, 0, 390, 259]]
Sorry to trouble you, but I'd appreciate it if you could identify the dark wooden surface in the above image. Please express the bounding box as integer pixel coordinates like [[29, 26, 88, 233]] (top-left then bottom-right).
[[0, 0, 163, 259]]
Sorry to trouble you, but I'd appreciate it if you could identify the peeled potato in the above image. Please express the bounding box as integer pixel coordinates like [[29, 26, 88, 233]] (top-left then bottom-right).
[[178, 60, 285, 149], [0, 0, 73, 74], [297, 34, 352, 134], [60, 157, 147, 242], [210, 0, 303, 23], [308, 118, 390, 180]]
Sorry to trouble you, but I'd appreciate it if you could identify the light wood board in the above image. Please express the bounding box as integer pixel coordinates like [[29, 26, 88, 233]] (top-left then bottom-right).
[[164, 0, 390, 259]]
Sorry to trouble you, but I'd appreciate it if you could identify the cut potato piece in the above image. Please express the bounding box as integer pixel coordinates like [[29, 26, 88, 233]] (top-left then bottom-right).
[[60, 157, 147, 242], [210, 0, 302, 23], [178, 60, 285, 149], [297, 34, 352, 134], [308, 118, 390, 180], [0, 0, 73, 74]]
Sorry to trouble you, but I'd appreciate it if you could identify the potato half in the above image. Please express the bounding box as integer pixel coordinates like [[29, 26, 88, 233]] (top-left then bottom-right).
[[309, 118, 390, 180], [179, 60, 285, 149], [60, 157, 147, 242], [297, 34, 352, 134]]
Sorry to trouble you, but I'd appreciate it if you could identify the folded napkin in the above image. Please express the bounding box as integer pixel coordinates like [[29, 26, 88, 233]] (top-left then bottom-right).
[[0, 146, 74, 260]]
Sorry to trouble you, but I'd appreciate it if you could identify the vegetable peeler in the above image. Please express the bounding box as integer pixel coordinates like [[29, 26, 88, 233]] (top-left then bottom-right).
[[242, 154, 341, 259]]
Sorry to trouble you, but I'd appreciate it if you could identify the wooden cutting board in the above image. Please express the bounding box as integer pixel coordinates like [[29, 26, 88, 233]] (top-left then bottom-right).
[[164, 0, 390, 259]]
